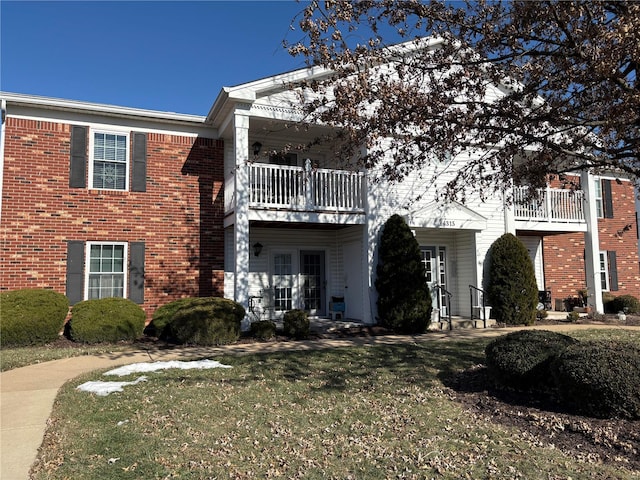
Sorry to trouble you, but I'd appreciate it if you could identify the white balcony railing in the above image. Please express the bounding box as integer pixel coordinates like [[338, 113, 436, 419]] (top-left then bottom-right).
[[513, 186, 585, 223], [225, 160, 366, 214]]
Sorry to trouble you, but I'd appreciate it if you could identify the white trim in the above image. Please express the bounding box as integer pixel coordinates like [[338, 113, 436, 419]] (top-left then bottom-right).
[[88, 129, 130, 191], [84, 241, 128, 300]]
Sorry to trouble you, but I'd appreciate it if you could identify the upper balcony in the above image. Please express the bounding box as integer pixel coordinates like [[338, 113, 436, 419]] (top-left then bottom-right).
[[513, 186, 587, 232], [224, 160, 367, 226]]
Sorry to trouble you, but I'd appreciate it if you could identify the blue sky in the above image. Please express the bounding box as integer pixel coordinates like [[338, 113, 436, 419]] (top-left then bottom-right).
[[0, 1, 312, 115]]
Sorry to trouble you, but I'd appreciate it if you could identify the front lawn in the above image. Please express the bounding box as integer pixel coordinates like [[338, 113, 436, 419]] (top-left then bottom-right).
[[30, 329, 639, 479]]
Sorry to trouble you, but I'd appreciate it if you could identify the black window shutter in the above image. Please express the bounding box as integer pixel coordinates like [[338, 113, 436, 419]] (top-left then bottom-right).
[[69, 126, 87, 188], [129, 242, 145, 304], [131, 132, 147, 192], [608, 251, 618, 291], [603, 179, 614, 218], [66, 241, 85, 304]]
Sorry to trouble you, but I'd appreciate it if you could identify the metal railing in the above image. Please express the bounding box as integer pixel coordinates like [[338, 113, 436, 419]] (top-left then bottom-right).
[[434, 284, 453, 330], [469, 285, 488, 328]]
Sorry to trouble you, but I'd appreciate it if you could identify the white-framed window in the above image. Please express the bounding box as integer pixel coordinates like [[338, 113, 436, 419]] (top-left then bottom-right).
[[599, 251, 609, 291], [89, 130, 129, 190], [85, 242, 128, 299], [594, 178, 604, 218]]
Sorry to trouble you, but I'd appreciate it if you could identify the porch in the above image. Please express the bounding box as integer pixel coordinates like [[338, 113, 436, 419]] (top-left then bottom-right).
[[513, 186, 587, 232]]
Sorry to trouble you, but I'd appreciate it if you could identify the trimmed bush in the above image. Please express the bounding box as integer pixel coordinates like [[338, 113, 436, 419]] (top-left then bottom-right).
[[0, 288, 69, 347], [283, 309, 310, 339], [68, 297, 145, 344], [487, 233, 538, 326], [551, 340, 640, 419], [485, 329, 578, 391], [375, 214, 432, 334], [608, 294, 640, 314], [148, 298, 195, 338], [249, 320, 277, 341], [167, 297, 244, 346]]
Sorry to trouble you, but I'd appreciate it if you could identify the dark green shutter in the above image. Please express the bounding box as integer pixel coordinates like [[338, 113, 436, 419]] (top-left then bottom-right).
[[69, 126, 87, 188], [603, 179, 614, 218], [129, 242, 145, 304], [66, 241, 85, 304], [131, 132, 147, 192], [608, 251, 618, 291]]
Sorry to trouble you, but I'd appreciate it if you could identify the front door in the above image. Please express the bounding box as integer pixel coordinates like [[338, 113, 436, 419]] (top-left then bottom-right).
[[272, 253, 294, 314], [300, 251, 325, 315], [421, 246, 448, 316]]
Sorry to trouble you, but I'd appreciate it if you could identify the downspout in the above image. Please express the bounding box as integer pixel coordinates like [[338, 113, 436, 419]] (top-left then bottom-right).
[[0, 98, 6, 225]]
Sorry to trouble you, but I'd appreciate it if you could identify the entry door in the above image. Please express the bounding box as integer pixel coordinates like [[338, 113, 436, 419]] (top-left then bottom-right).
[[272, 253, 294, 313], [300, 251, 325, 315], [421, 246, 448, 316]]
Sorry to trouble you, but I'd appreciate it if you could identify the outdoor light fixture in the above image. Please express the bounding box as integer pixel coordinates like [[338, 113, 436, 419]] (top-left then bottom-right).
[[253, 242, 263, 257], [252, 141, 262, 156]]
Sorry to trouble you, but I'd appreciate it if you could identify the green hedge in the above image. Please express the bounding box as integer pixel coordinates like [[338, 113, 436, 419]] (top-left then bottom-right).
[[163, 297, 245, 346], [485, 330, 578, 391], [68, 297, 145, 344], [0, 288, 69, 347], [607, 294, 640, 314], [283, 309, 310, 339], [249, 320, 277, 341], [551, 340, 640, 419]]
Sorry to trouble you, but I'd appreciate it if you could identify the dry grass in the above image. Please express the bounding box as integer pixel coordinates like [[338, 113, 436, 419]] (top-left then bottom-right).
[[30, 331, 638, 479]]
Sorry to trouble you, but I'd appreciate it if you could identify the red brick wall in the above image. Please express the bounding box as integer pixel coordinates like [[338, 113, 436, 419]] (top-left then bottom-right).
[[1, 117, 225, 320], [542, 177, 640, 308]]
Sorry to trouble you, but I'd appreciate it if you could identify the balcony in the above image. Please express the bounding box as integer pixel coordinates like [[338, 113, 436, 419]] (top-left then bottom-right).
[[513, 186, 587, 232], [225, 160, 366, 225]]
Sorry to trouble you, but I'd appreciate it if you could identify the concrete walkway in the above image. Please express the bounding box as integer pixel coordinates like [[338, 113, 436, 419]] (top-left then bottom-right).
[[1, 324, 637, 480]]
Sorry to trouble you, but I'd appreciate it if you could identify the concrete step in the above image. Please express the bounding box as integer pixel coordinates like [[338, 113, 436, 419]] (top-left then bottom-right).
[[428, 316, 497, 330]]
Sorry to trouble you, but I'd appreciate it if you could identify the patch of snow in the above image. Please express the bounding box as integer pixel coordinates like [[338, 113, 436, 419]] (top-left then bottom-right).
[[77, 376, 148, 396], [104, 359, 232, 377], [75, 359, 233, 396]]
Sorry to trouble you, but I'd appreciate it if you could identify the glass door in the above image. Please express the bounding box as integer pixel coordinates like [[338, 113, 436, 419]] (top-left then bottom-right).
[[272, 253, 294, 313], [300, 251, 325, 315], [421, 246, 448, 316]]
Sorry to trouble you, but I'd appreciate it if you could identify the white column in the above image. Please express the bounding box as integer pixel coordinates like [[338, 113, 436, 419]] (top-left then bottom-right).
[[504, 189, 516, 234], [233, 106, 251, 316], [581, 170, 603, 313]]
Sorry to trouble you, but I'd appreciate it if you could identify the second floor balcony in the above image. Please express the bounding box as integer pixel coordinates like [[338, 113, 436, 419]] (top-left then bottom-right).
[[224, 160, 367, 225], [513, 186, 587, 232]]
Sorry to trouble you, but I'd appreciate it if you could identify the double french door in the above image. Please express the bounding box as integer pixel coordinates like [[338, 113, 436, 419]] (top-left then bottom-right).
[[421, 246, 448, 316], [271, 250, 325, 316]]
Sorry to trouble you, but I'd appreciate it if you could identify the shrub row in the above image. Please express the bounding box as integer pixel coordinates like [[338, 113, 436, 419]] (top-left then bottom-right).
[[485, 330, 640, 419], [150, 297, 245, 346], [603, 294, 640, 314], [0, 289, 69, 347]]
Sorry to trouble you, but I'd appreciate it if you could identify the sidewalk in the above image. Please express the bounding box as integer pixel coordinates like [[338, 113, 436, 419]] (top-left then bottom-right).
[[1, 324, 637, 480]]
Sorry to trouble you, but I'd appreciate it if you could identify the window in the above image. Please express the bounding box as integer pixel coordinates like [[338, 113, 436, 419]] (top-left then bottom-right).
[[593, 178, 613, 219], [86, 242, 127, 299], [90, 131, 129, 190], [599, 251, 609, 291], [599, 250, 619, 292], [594, 179, 604, 218]]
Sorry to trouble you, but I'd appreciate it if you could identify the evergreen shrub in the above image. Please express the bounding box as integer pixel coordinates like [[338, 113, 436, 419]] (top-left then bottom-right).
[[167, 297, 244, 346], [148, 298, 195, 338], [0, 288, 69, 347], [283, 309, 309, 339], [608, 294, 640, 314], [249, 320, 277, 341], [551, 340, 640, 419], [375, 214, 432, 334], [68, 297, 145, 344], [487, 233, 538, 325], [485, 329, 578, 391]]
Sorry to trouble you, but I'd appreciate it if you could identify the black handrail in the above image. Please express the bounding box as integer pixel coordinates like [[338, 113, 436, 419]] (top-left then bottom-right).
[[435, 284, 453, 331], [469, 285, 487, 328]]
